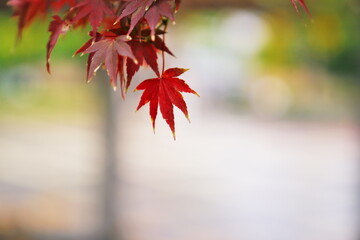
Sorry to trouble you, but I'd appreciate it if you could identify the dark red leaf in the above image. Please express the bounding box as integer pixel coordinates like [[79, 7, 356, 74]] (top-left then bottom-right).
[[125, 58, 140, 91], [82, 35, 136, 90], [51, 0, 76, 12], [72, 0, 114, 36], [144, 0, 175, 40], [74, 32, 102, 81], [46, 15, 70, 73], [153, 35, 174, 56], [135, 68, 198, 139], [126, 40, 160, 91], [74, 38, 93, 57], [115, 0, 154, 36]]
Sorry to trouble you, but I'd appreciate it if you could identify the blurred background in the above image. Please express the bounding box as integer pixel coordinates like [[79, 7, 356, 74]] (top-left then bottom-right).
[[0, 0, 359, 240]]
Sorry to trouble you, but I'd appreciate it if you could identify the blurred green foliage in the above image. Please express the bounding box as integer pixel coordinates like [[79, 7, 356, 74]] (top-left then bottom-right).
[[0, 63, 100, 119], [0, 12, 98, 117], [0, 12, 90, 67], [260, 0, 360, 80]]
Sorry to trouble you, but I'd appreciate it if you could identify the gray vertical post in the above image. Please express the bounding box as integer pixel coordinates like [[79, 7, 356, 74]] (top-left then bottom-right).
[[99, 76, 119, 240]]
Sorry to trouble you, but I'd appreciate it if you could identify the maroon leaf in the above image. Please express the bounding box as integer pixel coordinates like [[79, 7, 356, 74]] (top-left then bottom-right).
[[115, 0, 154, 36], [74, 33, 100, 82], [144, 0, 175, 40], [72, 0, 114, 36], [51, 0, 76, 12], [126, 40, 159, 91], [46, 15, 70, 73], [153, 35, 174, 56], [82, 35, 136, 90]]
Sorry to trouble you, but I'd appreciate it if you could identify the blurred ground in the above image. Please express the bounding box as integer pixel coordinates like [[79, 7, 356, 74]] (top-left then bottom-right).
[[0, 107, 359, 240], [118, 107, 360, 240]]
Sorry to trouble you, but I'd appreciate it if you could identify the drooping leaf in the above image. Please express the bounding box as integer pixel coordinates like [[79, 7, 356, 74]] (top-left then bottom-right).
[[135, 68, 198, 139], [72, 0, 114, 36], [82, 34, 136, 90], [46, 15, 70, 73], [74, 32, 102, 81], [144, 0, 175, 40], [126, 40, 159, 91], [115, 0, 154, 36], [128, 28, 174, 56], [153, 35, 174, 56], [124, 28, 174, 91]]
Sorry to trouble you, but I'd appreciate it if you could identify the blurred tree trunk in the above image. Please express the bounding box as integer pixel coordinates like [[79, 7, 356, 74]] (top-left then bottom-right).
[[99, 75, 119, 240]]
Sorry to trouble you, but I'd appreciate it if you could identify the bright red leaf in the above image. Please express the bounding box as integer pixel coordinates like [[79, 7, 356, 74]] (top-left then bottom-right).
[[135, 68, 199, 139]]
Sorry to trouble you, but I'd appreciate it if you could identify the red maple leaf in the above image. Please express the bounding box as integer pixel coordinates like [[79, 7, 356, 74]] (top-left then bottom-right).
[[81, 34, 137, 91], [115, 0, 154, 36], [291, 0, 311, 16], [144, 0, 175, 40], [74, 32, 102, 83], [135, 68, 199, 139], [46, 15, 70, 73], [72, 0, 114, 36]]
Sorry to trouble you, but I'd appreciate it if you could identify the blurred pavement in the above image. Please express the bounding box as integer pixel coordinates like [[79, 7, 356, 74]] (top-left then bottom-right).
[[0, 108, 359, 240]]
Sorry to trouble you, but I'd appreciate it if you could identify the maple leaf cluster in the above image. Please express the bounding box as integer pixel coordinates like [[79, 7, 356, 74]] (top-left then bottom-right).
[[7, 0, 196, 138], [7, 0, 310, 138]]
